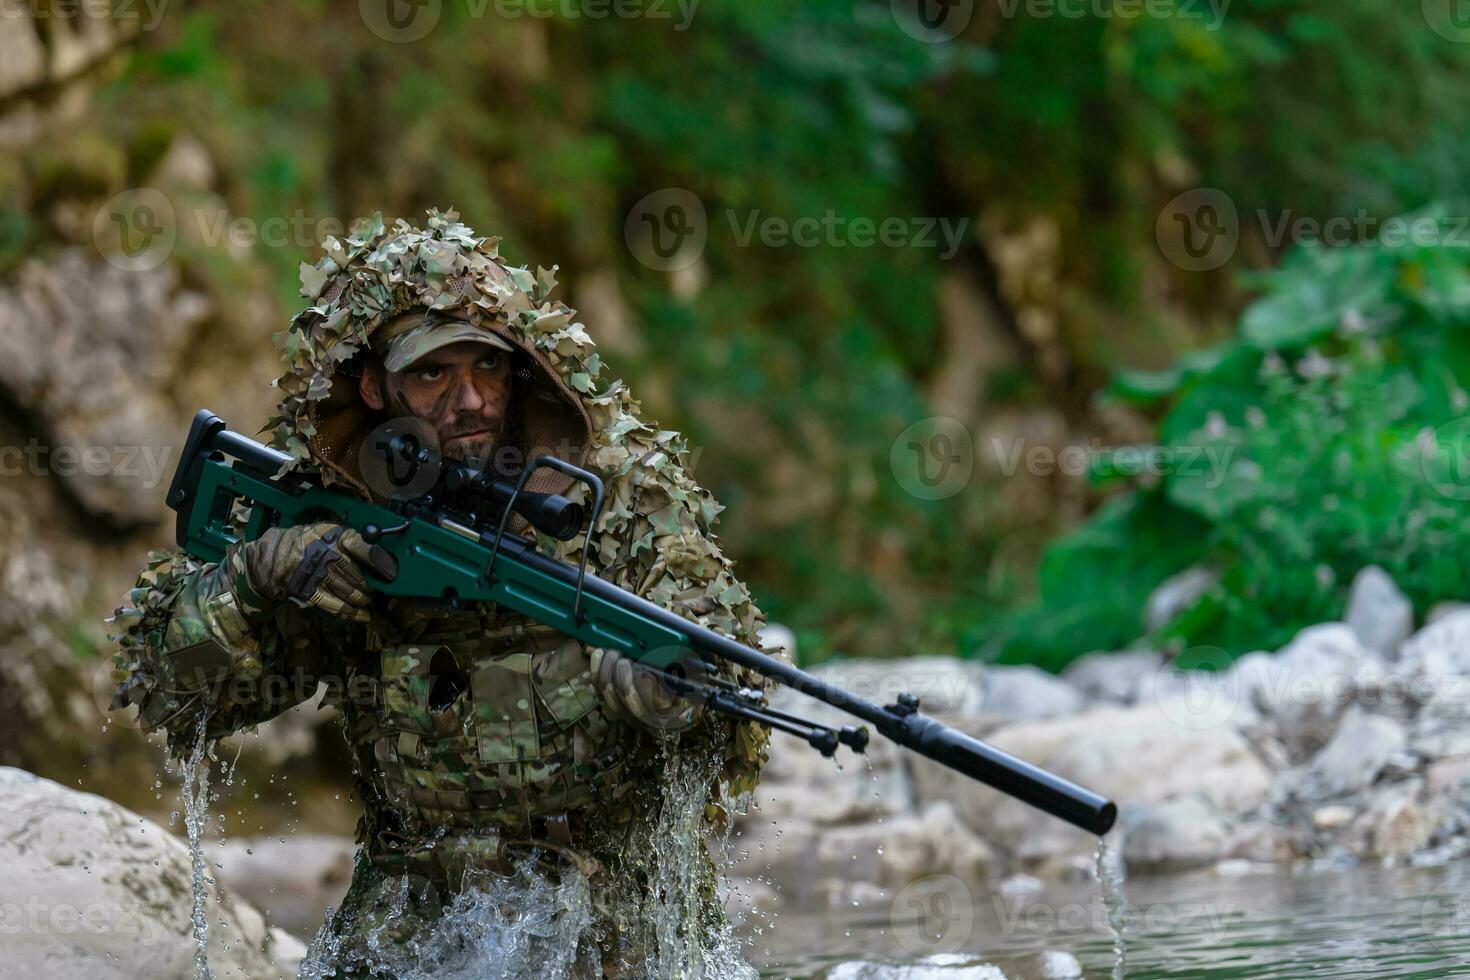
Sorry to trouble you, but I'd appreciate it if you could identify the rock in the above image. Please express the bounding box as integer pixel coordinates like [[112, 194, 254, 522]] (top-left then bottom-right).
[[0, 250, 213, 524], [730, 803, 991, 905], [1145, 566, 1219, 633], [977, 665, 1083, 721], [1036, 950, 1083, 978], [0, 766, 297, 979], [812, 878, 892, 911], [1247, 624, 1382, 758], [817, 802, 992, 887], [996, 873, 1044, 903], [1402, 609, 1470, 681], [821, 956, 1007, 979], [211, 833, 356, 937], [721, 876, 780, 928], [1122, 796, 1230, 873], [1426, 757, 1470, 798], [756, 729, 911, 824], [1306, 709, 1406, 798], [0, 9, 47, 99], [1427, 602, 1469, 626], [1345, 566, 1413, 657], [910, 700, 1272, 868], [1213, 858, 1271, 876], [759, 657, 982, 824], [1311, 805, 1354, 830], [785, 656, 985, 717], [1408, 686, 1470, 759], [268, 926, 308, 974], [1061, 649, 1164, 704], [147, 131, 216, 191], [1367, 788, 1437, 860]]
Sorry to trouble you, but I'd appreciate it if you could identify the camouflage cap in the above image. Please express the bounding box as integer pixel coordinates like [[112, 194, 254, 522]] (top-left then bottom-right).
[[376, 309, 513, 373]]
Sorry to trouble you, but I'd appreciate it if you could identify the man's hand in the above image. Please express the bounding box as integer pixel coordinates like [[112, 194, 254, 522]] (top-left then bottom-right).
[[228, 522, 398, 623], [591, 648, 701, 732]]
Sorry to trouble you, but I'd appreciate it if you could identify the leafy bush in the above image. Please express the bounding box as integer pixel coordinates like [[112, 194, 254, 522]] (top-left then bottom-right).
[[999, 206, 1470, 670]]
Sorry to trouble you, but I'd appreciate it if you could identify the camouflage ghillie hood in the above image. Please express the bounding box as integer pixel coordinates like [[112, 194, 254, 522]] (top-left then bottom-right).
[[264, 209, 596, 512], [257, 208, 770, 810]]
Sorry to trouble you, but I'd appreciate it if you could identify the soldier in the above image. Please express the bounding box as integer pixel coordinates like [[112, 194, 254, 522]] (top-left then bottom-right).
[[107, 210, 772, 978]]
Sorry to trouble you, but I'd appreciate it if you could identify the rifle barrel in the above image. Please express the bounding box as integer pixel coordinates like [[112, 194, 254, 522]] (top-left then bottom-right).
[[509, 540, 1118, 836]]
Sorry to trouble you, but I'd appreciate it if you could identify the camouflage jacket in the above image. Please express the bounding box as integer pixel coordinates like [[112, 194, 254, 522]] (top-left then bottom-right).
[[107, 211, 771, 860]]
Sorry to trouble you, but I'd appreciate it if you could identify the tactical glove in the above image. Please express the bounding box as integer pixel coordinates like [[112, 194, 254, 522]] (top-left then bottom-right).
[[226, 522, 398, 624], [591, 647, 702, 732]]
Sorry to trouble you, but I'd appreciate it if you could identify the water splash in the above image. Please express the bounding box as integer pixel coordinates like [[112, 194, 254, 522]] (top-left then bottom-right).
[[299, 745, 756, 979], [638, 750, 756, 980], [1093, 835, 1128, 979], [300, 854, 597, 980], [179, 718, 215, 980]]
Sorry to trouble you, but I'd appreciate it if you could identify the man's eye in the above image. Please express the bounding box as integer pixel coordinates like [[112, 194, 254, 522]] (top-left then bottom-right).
[[478, 353, 503, 370], [416, 368, 443, 382]]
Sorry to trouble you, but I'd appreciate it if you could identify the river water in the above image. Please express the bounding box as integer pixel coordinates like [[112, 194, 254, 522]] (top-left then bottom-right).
[[742, 860, 1470, 978]]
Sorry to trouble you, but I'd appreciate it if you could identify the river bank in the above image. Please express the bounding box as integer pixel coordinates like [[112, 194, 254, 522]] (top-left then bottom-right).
[[9, 565, 1470, 977]]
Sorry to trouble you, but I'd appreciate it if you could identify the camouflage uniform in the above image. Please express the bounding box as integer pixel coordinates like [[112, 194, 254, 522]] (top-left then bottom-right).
[[107, 211, 771, 977]]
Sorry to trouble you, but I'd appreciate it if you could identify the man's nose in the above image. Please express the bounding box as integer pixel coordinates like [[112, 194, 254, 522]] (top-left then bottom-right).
[[451, 373, 487, 414]]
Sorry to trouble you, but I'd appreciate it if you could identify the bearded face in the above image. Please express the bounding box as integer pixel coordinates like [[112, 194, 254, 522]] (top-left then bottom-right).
[[358, 340, 514, 467]]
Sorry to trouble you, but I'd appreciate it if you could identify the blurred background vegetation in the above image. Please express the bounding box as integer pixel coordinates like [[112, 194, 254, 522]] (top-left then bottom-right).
[[6, 0, 1470, 821]]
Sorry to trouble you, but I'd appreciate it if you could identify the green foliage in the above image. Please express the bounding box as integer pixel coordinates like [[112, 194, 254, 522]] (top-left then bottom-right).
[[1002, 209, 1470, 669], [57, 0, 1470, 663]]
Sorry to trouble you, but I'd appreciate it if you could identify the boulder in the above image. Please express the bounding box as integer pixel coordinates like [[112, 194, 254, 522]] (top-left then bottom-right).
[[783, 656, 985, 717], [821, 956, 1007, 979], [1061, 649, 1164, 705], [1035, 950, 1083, 978], [1245, 624, 1383, 758], [759, 656, 985, 824], [1122, 796, 1229, 874], [1402, 609, 1470, 681], [0, 767, 300, 979], [1364, 785, 1438, 860], [729, 803, 991, 906], [976, 665, 1083, 721], [0, 9, 47, 99], [1145, 566, 1219, 633], [1427, 602, 1470, 626], [909, 700, 1272, 868], [1305, 709, 1406, 798], [211, 834, 356, 937], [756, 726, 911, 824], [0, 250, 212, 524], [1344, 566, 1413, 658]]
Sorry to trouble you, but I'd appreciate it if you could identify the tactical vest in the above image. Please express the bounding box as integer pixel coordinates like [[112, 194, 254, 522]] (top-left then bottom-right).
[[337, 598, 655, 850]]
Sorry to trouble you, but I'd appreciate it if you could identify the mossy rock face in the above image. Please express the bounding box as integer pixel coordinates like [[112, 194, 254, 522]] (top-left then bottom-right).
[[30, 131, 129, 203]]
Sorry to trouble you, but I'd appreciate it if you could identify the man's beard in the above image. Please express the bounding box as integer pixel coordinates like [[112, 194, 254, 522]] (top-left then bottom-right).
[[440, 422, 505, 468]]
